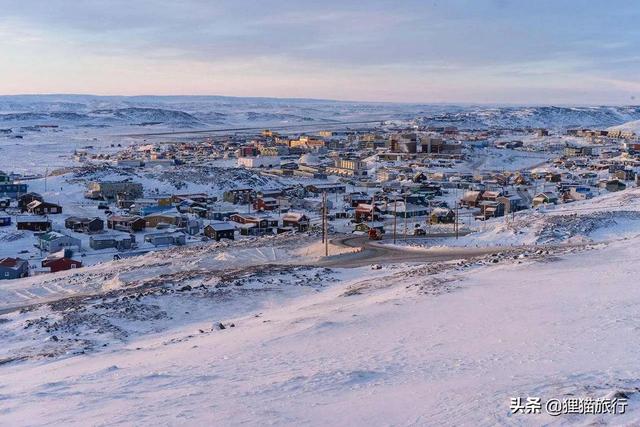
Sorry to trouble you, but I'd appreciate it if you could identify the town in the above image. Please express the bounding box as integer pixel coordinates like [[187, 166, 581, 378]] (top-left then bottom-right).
[[2, 120, 638, 279], [5, 1, 640, 424]]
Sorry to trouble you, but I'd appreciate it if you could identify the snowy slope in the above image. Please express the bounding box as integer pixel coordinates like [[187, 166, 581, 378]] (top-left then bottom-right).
[[2, 237, 640, 425], [2, 95, 639, 130], [609, 119, 640, 133], [418, 105, 640, 130], [421, 188, 640, 248]]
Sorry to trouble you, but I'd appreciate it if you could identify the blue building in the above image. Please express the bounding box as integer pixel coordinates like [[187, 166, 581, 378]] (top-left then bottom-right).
[[0, 183, 28, 199], [139, 205, 173, 216], [0, 216, 11, 227]]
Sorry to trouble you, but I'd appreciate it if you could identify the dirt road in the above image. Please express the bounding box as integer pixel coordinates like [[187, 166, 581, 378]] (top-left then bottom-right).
[[319, 234, 502, 268]]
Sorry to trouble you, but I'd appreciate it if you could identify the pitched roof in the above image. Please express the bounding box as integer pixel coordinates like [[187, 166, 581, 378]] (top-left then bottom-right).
[[0, 257, 26, 268], [282, 213, 308, 222], [207, 222, 236, 231]]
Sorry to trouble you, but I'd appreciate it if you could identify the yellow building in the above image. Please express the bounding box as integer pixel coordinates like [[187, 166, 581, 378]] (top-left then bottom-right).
[[289, 136, 325, 149]]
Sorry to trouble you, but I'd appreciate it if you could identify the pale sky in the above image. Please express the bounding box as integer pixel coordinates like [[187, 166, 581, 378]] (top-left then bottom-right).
[[1, 0, 639, 104]]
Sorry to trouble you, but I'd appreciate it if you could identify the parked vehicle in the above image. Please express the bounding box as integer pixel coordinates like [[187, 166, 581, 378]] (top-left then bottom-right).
[[368, 228, 383, 240]]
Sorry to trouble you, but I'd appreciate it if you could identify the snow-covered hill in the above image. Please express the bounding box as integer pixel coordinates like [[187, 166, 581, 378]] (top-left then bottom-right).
[[2, 227, 640, 425], [400, 187, 640, 250], [608, 118, 640, 133], [2, 190, 640, 427], [1, 95, 639, 131], [417, 105, 640, 130]]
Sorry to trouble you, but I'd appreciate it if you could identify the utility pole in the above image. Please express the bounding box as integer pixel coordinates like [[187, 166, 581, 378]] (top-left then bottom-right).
[[427, 199, 431, 234], [455, 201, 459, 239], [321, 191, 326, 244], [323, 191, 329, 256], [403, 194, 408, 240], [369, 191, 375, 226], [393, 197, 398, 244], [325, 199, 329, 257]]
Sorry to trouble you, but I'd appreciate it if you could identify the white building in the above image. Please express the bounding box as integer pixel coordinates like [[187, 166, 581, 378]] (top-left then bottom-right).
[[237, 156, 280, 168]]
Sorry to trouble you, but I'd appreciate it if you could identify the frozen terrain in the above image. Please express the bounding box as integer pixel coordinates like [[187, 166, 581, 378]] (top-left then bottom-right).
[[387, 188, 640, 250], [2, 97, 640, 425], [2, 186, 640, 424], [2, 96, 640, 133]]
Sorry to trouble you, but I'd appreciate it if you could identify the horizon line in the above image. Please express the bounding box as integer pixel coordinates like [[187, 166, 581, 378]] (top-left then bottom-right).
[[1, 92, 639, 109]]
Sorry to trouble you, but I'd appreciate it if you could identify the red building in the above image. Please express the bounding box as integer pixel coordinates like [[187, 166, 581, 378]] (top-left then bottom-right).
[[42, 257, 82, 273], [354, 204, 382, 222], [253, 197, 278, 211]]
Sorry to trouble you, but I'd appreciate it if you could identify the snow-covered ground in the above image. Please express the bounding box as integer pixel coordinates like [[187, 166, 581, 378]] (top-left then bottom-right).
[[2, 231, 640, 425], [4, 97, 640, 425], [385, 188, 640, 251]]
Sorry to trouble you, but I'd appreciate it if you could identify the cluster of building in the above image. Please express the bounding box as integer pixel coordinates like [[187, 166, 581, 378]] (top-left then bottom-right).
[[3, 120, 640, 281]]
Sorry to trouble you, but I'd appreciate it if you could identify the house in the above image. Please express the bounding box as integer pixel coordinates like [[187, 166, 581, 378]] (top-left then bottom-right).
[[429, 208, 455, 224], [604, 179, 627, 192], [27, 200, 63, 215], [281, 213, 310, 232], [38, 231, 82, 253], [207, 209, 239, 221], [107, 215, 146, 232], [237, 156, 280, 168], [460, 190, 484, 208], [18, 192, 43, 212], [513, 174, 529, 185], [89, 233, 136, 250], [0, 198, 10, 209], [144, 212, 186, 228], [64, 217, 104, 234], [257, 189, 285, 199], [177, 202, 208, 217], [386, 201, 429, 218], [326, 158, 367, 177], [545, 173, 562, 183], [223, 188, 254, 204], [229, 213, 278, 235], [354, 204, 381, 222], [144, 231, 186, 247], [229, 213, 275, 228], [305, 183, 346, 195], [481, 191, 503, 202], [0, 183, 28, 199], [181, 219, 201, 236], [564, 145, 593, 157], [614, 169, 636, 181], [413, 172, 428, 183], [565, 186, 593, 202], [253, 197, 279, 212], [344, 192, 371, 208], [237, 222, 272, 236], [172, 193, 217, 205], [16, 216, 52, 232], [477, 201, 505, 220], [0, 257, 29, 280], [136, 204, 174, 216], [496, 195, 524, 214], [42, 256, 82, 273], [532, 192, 558, 207], [0, 216, 11, 227], [85, 181, 144, 200], [204, 222, 236, 241]]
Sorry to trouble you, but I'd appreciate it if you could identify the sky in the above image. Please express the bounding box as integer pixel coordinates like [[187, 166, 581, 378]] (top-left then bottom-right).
[[0, 0, 639, 105]]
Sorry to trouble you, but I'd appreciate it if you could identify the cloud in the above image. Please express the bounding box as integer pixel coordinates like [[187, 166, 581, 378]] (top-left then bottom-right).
[[0, 0, 639, 103]]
